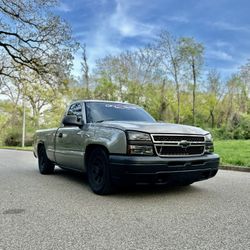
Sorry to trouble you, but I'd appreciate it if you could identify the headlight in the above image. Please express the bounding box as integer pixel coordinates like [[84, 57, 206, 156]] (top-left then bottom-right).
[[128, 145, 154, 155], [205, 133, 214, 153], [205, 133, 213, 142], [127, 131, 154, 155], [127, 131, 151, 141]]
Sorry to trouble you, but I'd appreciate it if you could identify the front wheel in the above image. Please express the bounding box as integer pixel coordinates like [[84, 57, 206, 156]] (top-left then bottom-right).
[[87, 147, 113, 195], [38, 145, 55, 175]]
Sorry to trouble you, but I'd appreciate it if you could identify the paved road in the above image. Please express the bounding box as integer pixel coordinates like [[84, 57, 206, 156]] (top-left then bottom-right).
[[0, 149, 249, 250]]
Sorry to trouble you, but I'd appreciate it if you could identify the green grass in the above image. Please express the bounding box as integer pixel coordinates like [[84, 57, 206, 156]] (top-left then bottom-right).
[[0, 146, 33, 151], [214, 140, 250, 167]]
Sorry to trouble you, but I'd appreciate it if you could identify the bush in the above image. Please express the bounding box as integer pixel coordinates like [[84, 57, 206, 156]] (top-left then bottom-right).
[[210, 127, 234, 140], [4, 132, 33, 146], [209, 114, 250, 140], [4, 132, 20, 146]]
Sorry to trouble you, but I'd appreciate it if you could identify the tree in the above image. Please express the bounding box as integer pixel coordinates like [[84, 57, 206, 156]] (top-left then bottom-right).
[[0, 64, 71, 130], [81, 44, 90, 98], [239, 60, 250, 113], [157, 31, 182, 123], [95, 55, 126, 101], [206, 69, 222, 128], [0, 0, 75, 82], [179, 37, 204, 125], [94, 78, 117, 100], [95, 47, 161, 103]]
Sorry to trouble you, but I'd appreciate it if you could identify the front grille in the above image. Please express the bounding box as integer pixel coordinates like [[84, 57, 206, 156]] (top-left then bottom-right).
[[153, 135, 205, 142], [155, 145, 204, 156], [152, 134, 205, 157]]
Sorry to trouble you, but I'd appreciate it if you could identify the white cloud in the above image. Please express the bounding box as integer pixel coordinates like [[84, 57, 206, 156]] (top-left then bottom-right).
[[206, 49, 233, 61], [109, 0, 155, 37], [72, 0, 158, 77], [214, 40, 231, 48], [209, 21, 250, 33], [167, 16, 189, 23], [57, 2, 72, 12]]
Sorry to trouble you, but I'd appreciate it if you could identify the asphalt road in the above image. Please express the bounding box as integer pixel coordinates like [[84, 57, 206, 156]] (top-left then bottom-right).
[[0, 149, 249, 250]]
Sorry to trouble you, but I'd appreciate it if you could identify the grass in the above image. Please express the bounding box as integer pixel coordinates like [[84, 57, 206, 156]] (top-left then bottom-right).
[[0, 146, 33, 151], [214, 140, 250, 167]]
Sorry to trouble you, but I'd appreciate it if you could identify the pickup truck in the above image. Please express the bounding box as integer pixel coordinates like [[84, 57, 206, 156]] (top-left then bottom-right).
[[34, 100, 219, 195]]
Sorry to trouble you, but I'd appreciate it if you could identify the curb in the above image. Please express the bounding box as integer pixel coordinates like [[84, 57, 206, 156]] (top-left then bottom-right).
[[0, 148, 32, 152], [219, 165, 250, 172]]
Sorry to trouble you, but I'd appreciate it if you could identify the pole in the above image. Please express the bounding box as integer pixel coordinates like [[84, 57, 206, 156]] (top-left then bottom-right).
[[22, 100, 25, 147]]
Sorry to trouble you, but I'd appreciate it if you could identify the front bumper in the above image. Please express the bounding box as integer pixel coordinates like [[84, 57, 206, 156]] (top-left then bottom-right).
[[109, 154, 219, 185]]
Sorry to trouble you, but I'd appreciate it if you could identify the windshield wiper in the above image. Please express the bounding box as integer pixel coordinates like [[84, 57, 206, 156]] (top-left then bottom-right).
[[95, 119, 116, 123]]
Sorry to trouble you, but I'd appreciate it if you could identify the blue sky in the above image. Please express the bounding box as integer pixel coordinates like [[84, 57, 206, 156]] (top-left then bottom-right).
[[54, 0, 250, 79]]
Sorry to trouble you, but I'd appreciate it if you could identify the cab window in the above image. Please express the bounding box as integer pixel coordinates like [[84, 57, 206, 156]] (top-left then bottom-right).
[[67, 103, 82, 119]]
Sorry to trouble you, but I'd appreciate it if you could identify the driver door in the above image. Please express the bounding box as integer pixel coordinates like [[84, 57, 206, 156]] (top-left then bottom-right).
[[55, 102, 85, 170]]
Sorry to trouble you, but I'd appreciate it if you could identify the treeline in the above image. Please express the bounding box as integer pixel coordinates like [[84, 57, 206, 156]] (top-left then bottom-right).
[[71, 32, 250, 140], [0, 1, 249, 146]]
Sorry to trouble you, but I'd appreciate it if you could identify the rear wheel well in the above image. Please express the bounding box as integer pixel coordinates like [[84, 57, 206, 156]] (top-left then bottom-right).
[[85, 144, 109, 168]]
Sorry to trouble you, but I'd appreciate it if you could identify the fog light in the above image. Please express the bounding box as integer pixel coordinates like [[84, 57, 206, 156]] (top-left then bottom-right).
[[128, 145, 154, 155]]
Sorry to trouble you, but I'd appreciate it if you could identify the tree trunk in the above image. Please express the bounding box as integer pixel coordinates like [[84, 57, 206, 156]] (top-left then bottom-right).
[[159, 79, 166, 121], [174, 72, 180, 123], [85, 74, 89, 98], [118, 79, 124, 102], [82, 44, 90, 98], [191, 57, 196, 125], [210, 110, 215, 128]]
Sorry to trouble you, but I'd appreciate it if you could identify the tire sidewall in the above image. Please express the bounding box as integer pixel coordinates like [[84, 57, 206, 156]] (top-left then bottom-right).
[[87, 147, 112, 194], [38, 146, 46, 173], [38, 146, 54, 174]]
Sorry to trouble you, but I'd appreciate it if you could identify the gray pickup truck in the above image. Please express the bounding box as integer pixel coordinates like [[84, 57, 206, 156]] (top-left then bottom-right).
[[34, 100, 219, 195]]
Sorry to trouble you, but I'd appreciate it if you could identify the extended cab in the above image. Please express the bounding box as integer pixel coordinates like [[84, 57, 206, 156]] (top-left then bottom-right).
[[34, 100, 219, 195]]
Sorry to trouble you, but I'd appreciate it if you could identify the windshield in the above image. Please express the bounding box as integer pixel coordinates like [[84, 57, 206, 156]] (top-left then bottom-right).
[[85, 102, 156, 123]]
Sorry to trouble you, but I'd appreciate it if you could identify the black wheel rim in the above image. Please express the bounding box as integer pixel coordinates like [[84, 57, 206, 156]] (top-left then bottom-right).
[[90, 157, 105, 186]]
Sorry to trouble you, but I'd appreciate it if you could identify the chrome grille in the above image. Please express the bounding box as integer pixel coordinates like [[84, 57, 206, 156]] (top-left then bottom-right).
[[156, 145, 204, 156], [153, 135, 205, 142], [152, 134, 205, 157]]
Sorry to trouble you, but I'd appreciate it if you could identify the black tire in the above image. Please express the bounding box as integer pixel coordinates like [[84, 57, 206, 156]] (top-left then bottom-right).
[[87, 147, 113, 195], [38, 145, 55, 175]]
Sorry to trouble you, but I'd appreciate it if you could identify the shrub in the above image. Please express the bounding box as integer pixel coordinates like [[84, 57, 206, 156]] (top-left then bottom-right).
[[4, 132, 33, 146], [209, 114, 250, 140], [210, 127, 234, 140], [4, 132, 20, 146]]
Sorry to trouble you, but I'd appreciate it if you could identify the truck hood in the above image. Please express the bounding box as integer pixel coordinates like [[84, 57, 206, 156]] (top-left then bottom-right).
[[100, 121, 209, 135]]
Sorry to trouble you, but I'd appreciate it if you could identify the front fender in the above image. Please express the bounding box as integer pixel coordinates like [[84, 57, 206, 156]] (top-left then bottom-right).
[[86, 126, 127, 154]]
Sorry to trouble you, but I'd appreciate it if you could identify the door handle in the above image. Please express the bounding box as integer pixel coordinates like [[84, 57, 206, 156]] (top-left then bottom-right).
[[58, 132, 63, 138]]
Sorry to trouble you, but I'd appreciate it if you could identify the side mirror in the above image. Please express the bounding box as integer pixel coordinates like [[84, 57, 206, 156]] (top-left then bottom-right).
[[62, 115, 84, 127]]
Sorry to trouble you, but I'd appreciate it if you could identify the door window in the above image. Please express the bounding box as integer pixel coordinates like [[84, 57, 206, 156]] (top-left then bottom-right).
[[67, 103, 82, 120]]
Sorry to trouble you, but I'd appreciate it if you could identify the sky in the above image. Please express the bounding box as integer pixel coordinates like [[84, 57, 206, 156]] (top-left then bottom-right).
[[54, 0, 250, 79]]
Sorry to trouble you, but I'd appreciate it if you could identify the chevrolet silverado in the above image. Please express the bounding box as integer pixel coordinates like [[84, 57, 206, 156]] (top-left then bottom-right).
[[34, 100, 219, 195]]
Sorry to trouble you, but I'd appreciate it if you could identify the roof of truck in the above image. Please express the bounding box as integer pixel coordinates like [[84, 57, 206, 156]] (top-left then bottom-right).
[[70, 99, 135, 105]]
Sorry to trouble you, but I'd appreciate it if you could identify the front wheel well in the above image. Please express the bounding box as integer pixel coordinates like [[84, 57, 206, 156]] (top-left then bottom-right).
[[85, 144, 109, 167]]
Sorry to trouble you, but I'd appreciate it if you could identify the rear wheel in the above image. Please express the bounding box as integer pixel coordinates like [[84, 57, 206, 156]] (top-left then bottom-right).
[[38, 145, 55, 174], [87, 147, 113, 195]]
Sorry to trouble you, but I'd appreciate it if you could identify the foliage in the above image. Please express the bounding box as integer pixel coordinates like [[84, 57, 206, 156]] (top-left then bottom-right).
[[4, 131, 33, 146], [0, 0, 75, 81], [0, 23, 250, 144]]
